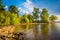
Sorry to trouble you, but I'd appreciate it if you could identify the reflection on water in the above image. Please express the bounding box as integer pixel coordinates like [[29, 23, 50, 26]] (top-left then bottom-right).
[[41, 24, 49, 40], [0, 23, 60, 40]]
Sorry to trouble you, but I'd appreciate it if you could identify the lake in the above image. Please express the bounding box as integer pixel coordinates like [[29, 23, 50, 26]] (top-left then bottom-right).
[[0, 23, 60, 40]]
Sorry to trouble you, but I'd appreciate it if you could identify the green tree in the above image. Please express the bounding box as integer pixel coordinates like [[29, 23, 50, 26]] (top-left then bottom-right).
[[0, 0, 5, 11], [10, 13, 20, 25], [50, 15, 57, 21], [27, 14, 33, 23], [21, 13, 29, 23], [40, 8, 49, 23], [0, 13, 5, 25], [32, 7, 40, 21], [3, 12, 11, 25], [0, 0, 21, 26], [9, 5, 18, 13], [23, 13, 28, 17], [4, 17, 10, 25], [0, 12, 11, 26]]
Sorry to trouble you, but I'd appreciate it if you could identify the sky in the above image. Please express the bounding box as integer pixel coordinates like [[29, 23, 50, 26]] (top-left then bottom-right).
[[2, 0, 60, 21]]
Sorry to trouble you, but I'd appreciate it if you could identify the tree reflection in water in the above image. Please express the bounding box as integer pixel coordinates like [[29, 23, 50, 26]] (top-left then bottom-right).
[[50, 23, 58, 40], [51, 23, 57, 32], [41, 24, 49, 40]]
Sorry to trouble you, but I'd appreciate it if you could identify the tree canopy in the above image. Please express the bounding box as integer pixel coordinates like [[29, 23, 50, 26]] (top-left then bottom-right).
[[0, 0, 5, 11], [0, 0, 58, 26], [32, 7, 40, 21], [9, 5, 18, 13], [40, 8, 49, 23], [50, 15, 57, 21]]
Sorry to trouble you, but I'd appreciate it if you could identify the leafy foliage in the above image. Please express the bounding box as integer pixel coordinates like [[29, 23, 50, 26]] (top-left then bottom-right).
[[50, 15, 57, 21], [0, 13, 5, 25], [0, 0, 5, 11], [40, 8, 49, 23], [32, 7, 40, 21], [9, 5, 18, 13], [10, 13, 20, 25], [27, 14, 33, 23], [0, 0, 58, 26], [20, 13, 29, 23]]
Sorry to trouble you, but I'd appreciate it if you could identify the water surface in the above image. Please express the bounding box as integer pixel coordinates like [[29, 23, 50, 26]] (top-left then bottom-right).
[[0, 23, 60, 40]]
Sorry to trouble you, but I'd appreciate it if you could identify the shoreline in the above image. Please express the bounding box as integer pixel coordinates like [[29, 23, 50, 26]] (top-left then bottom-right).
[[0, 22, 59, 27]]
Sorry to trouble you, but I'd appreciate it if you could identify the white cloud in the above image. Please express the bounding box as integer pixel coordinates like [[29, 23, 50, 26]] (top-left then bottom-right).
[[18, 8, 26, 13], [4, 6, 8, 9], [23, 0, 34, 13], [55, 15, 60, 21], [25, 11, 29, 14], [18, 8, 21, 10], [40, 9, 42, 12], [18, 0, 42, 15], [18, 7, 30, 15]]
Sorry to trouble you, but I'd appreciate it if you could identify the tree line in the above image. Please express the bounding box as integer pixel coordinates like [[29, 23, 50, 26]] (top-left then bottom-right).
[[0, 0, 57, 26]]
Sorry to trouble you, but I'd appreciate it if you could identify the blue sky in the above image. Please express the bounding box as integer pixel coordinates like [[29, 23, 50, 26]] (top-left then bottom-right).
[[2, 0, 60, 15], [2, 0, 60, 19]]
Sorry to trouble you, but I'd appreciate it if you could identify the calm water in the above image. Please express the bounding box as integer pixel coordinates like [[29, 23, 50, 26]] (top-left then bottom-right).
[[0, 23, 60, 40]]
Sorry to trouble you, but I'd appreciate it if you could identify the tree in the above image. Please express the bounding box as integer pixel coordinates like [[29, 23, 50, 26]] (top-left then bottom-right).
[[3, 12, 11, 25], [4, 17, 10, 25], [21, 17, 29, 23], [40, 8, 49, 23], [0, 12, 11, 26], [0, 0, 5, 11], [0, 13, 5, 25], [9, 5, 18, 13], [23, 13, 28, 18], [20, 13, 29, 23], [0, 0, 21, 26], [50, 15, 57, 21], [10, 13, 20, 25], [32, 7, 40, 21], [0, 11, 20, 25], [27, 14, 33, 23]]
